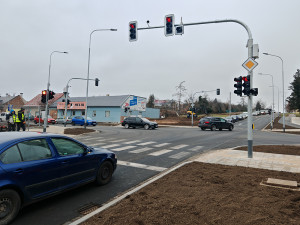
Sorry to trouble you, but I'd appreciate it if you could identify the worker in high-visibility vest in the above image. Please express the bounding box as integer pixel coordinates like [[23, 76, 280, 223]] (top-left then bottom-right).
[[16, 108, 26, 131]]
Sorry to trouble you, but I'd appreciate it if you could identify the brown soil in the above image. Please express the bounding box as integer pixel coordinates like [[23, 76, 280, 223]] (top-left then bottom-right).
[[234, 145, 300, 156], [265, 116, 299, 129], [64, 128, 96, 135], [83, 145, 300, 225], [156, 116, 205, 126]]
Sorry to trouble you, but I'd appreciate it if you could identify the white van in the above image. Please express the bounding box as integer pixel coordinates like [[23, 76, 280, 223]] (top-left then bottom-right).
[[0, 112, 9, 122]]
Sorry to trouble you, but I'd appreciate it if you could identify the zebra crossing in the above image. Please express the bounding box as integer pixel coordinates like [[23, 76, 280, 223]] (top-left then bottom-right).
[[76, 136, 204, 160]]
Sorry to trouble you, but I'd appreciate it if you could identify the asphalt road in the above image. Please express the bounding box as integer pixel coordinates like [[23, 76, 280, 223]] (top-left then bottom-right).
[[11, 115, 300, 225]]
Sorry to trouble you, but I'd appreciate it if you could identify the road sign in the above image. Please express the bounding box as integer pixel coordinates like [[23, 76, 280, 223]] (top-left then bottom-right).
[[242, 58, 258, 72]]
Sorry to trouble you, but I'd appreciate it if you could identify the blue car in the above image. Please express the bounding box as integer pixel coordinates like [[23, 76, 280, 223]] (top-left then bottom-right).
[[0, 132, 117, 224], [71, 116, 97, 126]]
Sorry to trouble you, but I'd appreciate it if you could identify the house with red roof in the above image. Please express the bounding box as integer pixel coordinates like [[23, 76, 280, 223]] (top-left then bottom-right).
[[23, 93, 64, 119]]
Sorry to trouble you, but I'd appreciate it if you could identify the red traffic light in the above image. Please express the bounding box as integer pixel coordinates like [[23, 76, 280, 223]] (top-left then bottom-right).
[[166, 17, 172, 23], [42, 90, 46, 95], [130, 24, 135, 29]]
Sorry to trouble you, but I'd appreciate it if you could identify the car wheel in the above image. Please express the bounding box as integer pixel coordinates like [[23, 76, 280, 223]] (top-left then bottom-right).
[[34, 120, 37, 124], [201, 128, 206, 131], [0, 189, 21, 225], [0, 118, 2, 122], [229, 125, 233, 131], [72, 122, 75, 126], [144, 124, 149, 130], [95, 161, 113, 186], [219, 128, 222, 131], [124, 124, 129, 129], [211, 125, 216, 131]]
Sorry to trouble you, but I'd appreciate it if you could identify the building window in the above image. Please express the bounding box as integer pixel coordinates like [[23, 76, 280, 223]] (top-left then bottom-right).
[[72, 111, 75, 116], [82, 111, 85, 116], [105, 111, 110, 117], [93, 111, 96, 117]]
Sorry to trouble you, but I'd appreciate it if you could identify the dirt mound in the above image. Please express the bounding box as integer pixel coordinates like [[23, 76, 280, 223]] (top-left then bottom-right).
[[64, 128, 96, 135]]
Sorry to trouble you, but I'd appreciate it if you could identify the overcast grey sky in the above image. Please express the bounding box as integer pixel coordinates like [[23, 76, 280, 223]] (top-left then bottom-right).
[[1, 0, 300, 110]]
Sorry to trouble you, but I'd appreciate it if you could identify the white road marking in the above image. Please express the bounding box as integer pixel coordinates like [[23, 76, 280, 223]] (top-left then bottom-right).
[[189, 146, 204, 151], [109, 139, 127, 143], [118, 160, 167, 172], [170, 144, 189, 150], [130, 147, 153, 154], [124, 140, 142, 144], [88, 143, 106, 147], [137, 141, 156, 146], [100, 144, 120, 149], [153, 143, 171, 147], [148, 149, 172, 156], [111, 146, 136, 152], [169, 152, 191, 159]]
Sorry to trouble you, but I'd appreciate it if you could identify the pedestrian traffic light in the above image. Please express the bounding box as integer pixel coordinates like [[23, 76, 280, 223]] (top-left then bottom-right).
[[95, 78, 99, 86], [164, 14, 174, 36], [175, 25, 184, 35], [49, 90, 55, 100], [129, 21, 137, 42], [41, 90, 47, 103], [216, 89, 220, 95], [234, 76, 242, 96], [242, 75, 251, 96]]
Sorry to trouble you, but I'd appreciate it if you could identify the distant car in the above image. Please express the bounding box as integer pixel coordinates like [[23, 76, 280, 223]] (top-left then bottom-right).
[[121, 117, 158, 130], [71, 116, 97, 126], [0, 132, 117, 224], [34, 115, 56, 124], [225, 116, 234, 123], [56, 117, 72, 124], [0, 112, 9, 122], [198, 117, 234, 131]]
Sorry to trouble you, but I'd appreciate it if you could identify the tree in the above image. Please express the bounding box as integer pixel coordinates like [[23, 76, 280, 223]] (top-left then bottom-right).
[[146, 94, 155, 108], [255, 101, 262, 111], [172, 81, 187, 113], [287, 69, 300, 111]]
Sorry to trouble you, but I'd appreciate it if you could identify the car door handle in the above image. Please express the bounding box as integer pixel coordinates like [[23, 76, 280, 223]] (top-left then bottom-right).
[[14, 169, 24, 174]]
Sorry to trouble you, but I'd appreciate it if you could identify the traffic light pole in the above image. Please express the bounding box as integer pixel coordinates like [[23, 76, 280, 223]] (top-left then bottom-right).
[[137, 18, 254, 158], [64, 78, 98, 127]]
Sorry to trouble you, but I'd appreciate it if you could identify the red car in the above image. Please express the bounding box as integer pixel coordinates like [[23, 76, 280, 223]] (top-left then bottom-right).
[[34, 115, 56, 124]]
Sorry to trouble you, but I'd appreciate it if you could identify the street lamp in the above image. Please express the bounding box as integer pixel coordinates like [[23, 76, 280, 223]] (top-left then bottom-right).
[[44, 51, 68, 132], [258, 73, 274, 129], [84, 29, 117, 128], [273, 85, 280, 116], [263, 52, 285, 132]]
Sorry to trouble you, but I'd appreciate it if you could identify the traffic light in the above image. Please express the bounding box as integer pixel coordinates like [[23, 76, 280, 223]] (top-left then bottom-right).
[[216, 89, 220, 95], [129, 21, 137, 42], [234, 76, 243, 96], [95, 78, 99, 86], [49, 90, 55, 100], [175, 25, 184, 35], [242, 75, 251, 96], [41, 90, 47, 103], [67, 99, 71, 105], [164, 14, 174, 36]]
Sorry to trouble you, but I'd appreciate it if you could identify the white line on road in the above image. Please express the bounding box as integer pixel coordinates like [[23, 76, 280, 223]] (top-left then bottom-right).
[[169, 152, 191, 159], [109, 139, 127, 143], [137, 141, 156, 146], [170, 144, 189, 150], [88, 143, 106, 147], [101, 144, 120, 149], [148, 149, 172, 156], [117, 160, 167, 172], [111, 146, 136, 152], [124, 140, 142, 144], [153, 143, 171, 147], [189, 146, 204, 151], [130, 147, 153, 154]]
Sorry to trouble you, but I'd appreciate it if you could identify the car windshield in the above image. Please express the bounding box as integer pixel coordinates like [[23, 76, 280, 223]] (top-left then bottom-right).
[[87, 117, 92, 120], [141, 118, 150, 122]]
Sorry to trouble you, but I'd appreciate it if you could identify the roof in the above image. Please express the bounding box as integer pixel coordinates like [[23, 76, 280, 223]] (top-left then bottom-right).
[[0, 132, 64, 150], [0, 95, 19, 104], [52, 95, 130, 108], [24, 93, 65, 107]]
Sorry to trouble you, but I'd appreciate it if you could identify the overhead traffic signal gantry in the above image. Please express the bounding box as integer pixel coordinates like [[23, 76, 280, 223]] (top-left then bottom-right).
[[129, 21, 137, 42], [234, 76, 243, 96], [41, 90, 47, 103], [164, 14, 174, 36]]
